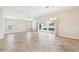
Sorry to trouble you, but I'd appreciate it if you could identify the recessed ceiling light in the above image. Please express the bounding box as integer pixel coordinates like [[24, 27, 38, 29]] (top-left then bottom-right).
[[53, 17, 56, 20], [50, 18, 53, 20]]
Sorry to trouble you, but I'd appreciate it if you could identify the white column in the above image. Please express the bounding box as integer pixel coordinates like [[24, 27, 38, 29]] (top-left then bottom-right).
[[0, 8, 4, 39], [47, 21, 49, 32], [37, 21, 39, 32]]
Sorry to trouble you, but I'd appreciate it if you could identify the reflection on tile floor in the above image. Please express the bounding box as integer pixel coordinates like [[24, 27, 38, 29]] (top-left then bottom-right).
[[0, 32, 79, 52]]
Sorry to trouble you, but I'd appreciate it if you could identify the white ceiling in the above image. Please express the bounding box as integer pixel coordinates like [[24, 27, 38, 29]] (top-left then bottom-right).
[[2, 6, 76, 18]]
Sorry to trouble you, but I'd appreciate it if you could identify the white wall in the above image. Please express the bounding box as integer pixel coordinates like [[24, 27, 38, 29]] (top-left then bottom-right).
[[3, 9, 26, 20], [4, 19, 32, 33], [55, 7, 79, 39], [0, 8, 4, 39], [3, 9, 33, 33], [32, 21, 37, 31]]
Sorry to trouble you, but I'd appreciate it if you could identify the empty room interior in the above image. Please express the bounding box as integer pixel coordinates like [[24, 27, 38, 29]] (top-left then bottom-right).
[[0, 6, 79, 52]]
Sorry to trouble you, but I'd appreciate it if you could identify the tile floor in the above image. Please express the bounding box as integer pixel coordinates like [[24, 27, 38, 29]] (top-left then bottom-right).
[[0, 32, 79, 52]]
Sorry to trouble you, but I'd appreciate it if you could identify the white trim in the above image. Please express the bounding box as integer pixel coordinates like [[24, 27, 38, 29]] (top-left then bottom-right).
[[4, 18, 33, 22], [4, 30, 27, 34], [59, 34, 79, 39]]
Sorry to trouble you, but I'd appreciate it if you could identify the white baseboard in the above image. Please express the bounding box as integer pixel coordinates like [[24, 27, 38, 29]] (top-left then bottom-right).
[[4, 30, 27, 34], [58, 34, 79, 39]]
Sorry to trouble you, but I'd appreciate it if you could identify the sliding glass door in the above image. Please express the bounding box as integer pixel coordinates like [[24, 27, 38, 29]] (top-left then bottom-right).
[[38, 20, 56, 34]]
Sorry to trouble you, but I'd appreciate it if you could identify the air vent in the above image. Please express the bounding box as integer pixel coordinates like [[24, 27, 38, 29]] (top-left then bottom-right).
[[45, 6, 50, 8]]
